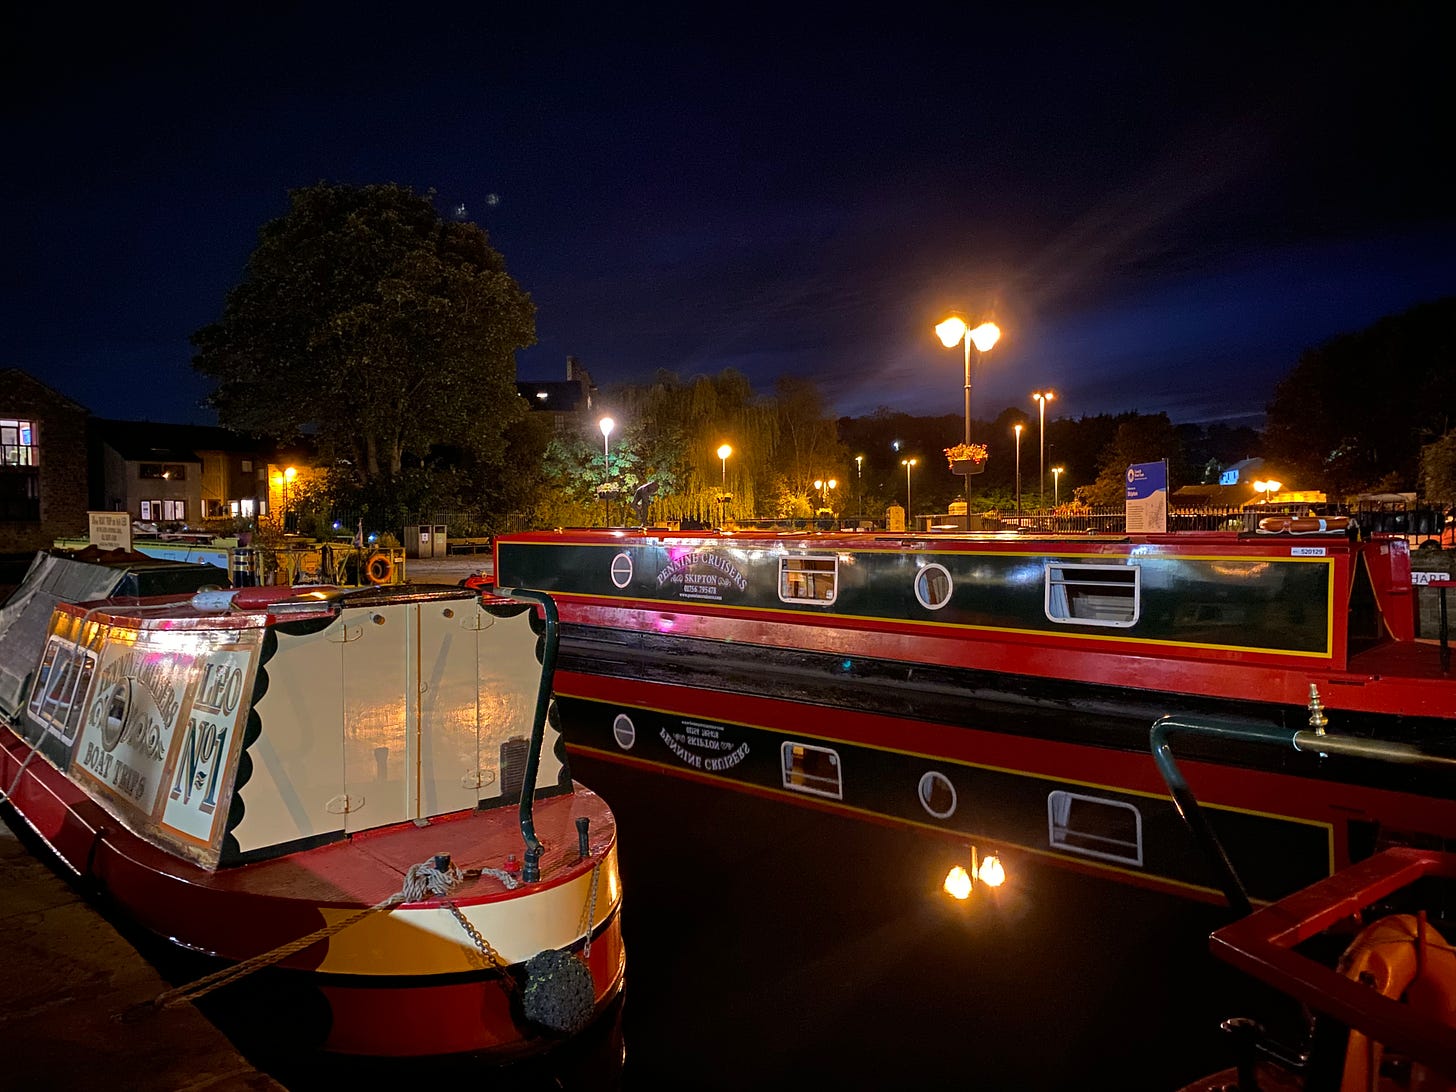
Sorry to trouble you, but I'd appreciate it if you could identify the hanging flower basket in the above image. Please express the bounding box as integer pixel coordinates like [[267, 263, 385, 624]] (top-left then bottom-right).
[[945, 442, 988, 476]]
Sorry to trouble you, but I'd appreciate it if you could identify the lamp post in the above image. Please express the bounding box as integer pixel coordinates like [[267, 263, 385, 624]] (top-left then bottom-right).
[[282, 466, 296, 528], [600, 417, 615, 526], [935, 314, 1001, 508], [855, 455, 863, 520], [717, 443, 732, 527], [902, 457, 917, 524], [1031, 391, 1054, 511], [1013, 424, 1023, 525], [1052, 466, 1064, 508], [1253, 479, 1282, 504]]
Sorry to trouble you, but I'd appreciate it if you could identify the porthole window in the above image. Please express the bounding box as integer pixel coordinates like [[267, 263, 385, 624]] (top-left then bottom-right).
[[917, 770, 957, 819], [610, 552, 634, 589], [612, 713, 637, 750], [914, 563, 953, 610]]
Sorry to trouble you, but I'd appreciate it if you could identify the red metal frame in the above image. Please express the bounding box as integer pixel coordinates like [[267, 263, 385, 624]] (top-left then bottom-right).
[[1209, 847, 1456, 1080]]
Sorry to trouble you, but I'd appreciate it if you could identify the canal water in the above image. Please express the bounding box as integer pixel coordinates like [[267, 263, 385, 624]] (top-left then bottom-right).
[[190, 750, 1296, 1091]]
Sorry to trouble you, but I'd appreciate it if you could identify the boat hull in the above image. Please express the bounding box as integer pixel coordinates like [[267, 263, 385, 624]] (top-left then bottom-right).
[[492, 529, 1456, 906]]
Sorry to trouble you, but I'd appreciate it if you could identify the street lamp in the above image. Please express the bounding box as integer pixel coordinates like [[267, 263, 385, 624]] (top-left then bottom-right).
[[855, 455, 864, 520], [902, 457, 917, 522], [1013, 424, 1023, 524], [935, 314, 1001, 507], [717, 443, 732, 527], [1052, 466, 1064, 508], [283, 466, 296, 522], [1253, 479, 1282, 503], [600, 417, 615, 526], [1031, 391, 1054, 511]]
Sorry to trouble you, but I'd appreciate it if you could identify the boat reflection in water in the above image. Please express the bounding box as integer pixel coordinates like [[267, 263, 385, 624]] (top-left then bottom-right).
[[217, 750, 1257, 1091]]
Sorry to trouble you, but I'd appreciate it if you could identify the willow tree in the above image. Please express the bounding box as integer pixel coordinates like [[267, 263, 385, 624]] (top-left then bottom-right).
[[191, 182, 535, 489]]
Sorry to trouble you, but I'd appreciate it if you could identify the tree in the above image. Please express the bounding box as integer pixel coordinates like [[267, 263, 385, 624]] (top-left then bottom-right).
[[192, 182, 535, 490], [1264, 297, 1456, 497], [1083, 413, 1185, 506], [1421, 431, 1456, 509]]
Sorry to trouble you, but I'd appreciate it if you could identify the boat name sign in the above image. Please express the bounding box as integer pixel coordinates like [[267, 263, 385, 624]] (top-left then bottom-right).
[[655, 550, 749, 601]]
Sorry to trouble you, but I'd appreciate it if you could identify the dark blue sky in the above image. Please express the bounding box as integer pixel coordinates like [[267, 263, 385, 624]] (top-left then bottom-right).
[[4, 4, 1452, 430]]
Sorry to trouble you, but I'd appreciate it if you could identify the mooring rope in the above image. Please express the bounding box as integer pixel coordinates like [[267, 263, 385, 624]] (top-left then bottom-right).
[[0, 733, 43, 806], [143, 856, 515, 1012]]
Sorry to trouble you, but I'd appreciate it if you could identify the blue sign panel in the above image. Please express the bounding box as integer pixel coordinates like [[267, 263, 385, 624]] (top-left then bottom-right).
[[1125, 461, 1168, 501]]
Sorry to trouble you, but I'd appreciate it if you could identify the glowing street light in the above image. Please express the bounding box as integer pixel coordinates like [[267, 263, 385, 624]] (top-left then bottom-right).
[[1253, 478, 1282, 503], [935, 314, 1001, 508], [1013, 423, 1023, 524], [283, 465, 296, 523], [600, 417, 615, 526], [902, 457, 917, 520], [1031, 391, 1054, 511], [716, 443, 733, 527], [812, 477, 838, 512], [1052, 465, 1064, 508], [855, 454, 864, 519]]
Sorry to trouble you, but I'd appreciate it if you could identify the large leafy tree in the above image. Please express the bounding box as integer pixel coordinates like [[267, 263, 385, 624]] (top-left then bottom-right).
[[1263, 297, 1455, 497], [192, 182, 535, 486]]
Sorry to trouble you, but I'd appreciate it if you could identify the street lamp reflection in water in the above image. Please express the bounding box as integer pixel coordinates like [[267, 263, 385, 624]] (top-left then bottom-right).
[[943, 845, 1007, 900]]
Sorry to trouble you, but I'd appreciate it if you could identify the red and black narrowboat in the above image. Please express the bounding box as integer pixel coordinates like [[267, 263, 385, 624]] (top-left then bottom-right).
[[492, 524, 1456, 905]]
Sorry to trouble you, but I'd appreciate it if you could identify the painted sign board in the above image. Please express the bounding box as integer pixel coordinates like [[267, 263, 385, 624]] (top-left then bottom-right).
[[88, 511, 133, 551], [27, 614, 262, 869]]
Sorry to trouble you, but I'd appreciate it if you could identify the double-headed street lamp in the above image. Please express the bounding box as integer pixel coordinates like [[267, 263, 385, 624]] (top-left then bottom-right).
[[1031, 391, 1054, 511], [935, 314, 1001, 507], [901, 457, 917, 522], [600, 417, 615, 526], [1052, 466, 1064, 508]]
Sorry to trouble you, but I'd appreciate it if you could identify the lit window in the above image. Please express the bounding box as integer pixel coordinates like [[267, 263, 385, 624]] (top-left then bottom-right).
[[1, 418, 38, 466]]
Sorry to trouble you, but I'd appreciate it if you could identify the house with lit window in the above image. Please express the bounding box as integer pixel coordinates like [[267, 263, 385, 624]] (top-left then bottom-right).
[[0, 369, 90, 552], [516, 355, 599, 432], [89, 419, 274, 527]]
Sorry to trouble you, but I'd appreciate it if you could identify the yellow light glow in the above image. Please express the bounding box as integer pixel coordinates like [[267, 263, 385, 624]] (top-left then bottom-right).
[[284, 466, 297, 482], [969, 322, 1001, 353], [600, 417, 615, 438], [935, 315, 968, 348], [943, 864, 973, 900], [978, 854, 1006, 888], [717, 444, 732, 460], [827, 479, 837, 490]]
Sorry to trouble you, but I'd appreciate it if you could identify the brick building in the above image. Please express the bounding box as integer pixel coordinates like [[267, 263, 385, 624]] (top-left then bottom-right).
[[0, 369, 90, 553]]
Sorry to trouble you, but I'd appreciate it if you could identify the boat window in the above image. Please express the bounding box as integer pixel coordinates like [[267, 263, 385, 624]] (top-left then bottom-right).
[[917, 770, 957, 818], [779, 555, 838, 605], [914, 563, 953, 610], [1047, 791, 1143, 866], [781, 741, 843, 799], [1044, 562, 1140, 627], [611, 713, 637, 750]]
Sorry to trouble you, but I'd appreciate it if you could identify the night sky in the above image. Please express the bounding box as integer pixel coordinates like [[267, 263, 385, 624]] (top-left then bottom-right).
[[4, 4, 1452, 430]]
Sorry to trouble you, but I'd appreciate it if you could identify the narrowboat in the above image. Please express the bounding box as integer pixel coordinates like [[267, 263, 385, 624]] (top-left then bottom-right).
[[0, 552, 624, 1057], [491, 524, 1456, 905]]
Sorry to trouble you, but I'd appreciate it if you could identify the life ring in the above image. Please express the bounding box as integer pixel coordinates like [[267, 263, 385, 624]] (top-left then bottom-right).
[[1257, 516, 1350, 534], [1337, 912, 1456, 1089], [365, 552, 395, 585]]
